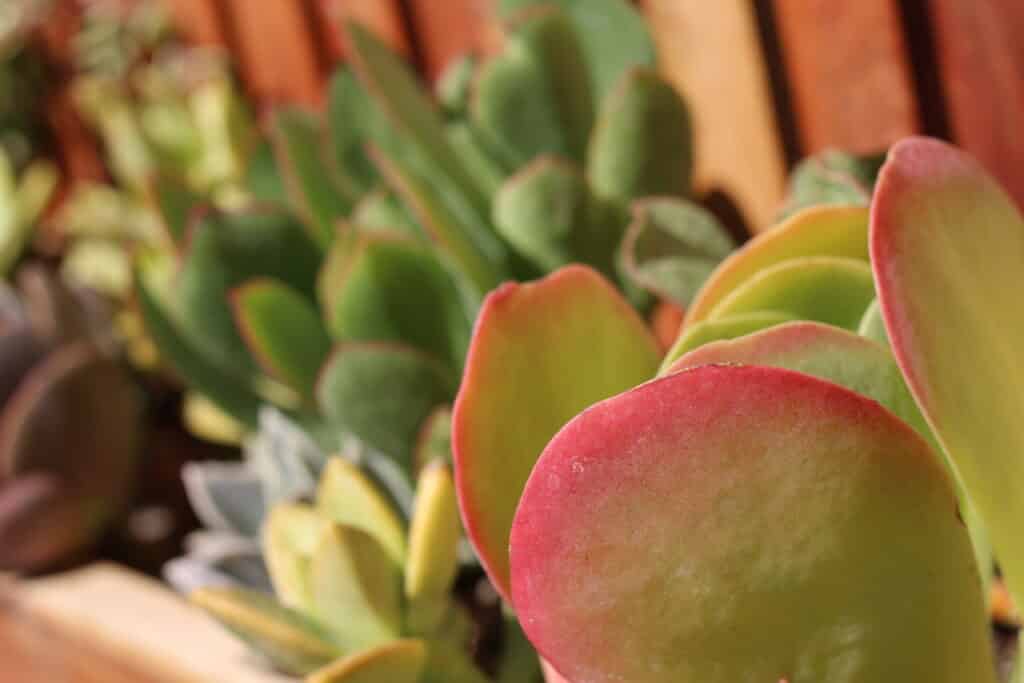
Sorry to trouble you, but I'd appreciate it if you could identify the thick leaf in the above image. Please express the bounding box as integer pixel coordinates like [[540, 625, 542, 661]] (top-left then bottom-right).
[[453, 265, 660, 599], [872, 136, 1024, 603], [779, 149, 882, 218], [316, 457, 407, 566], [147, 174, 201, 246], [587, 69, 692, 206], [493, 157, 620, 277], [190, 586, 339, 676], [437, 55, 477, 118], [246, 406, 325, 508], [351, 189, 419, 237], [317, 343, 456, 473], [510, 365, 994, 683], [311, 522, 402, 651], [660, 311, 797, 373], [270, 107, 352, 247], [318, 233, 471, 373], [405, 462, 460, 634], [446, 122, 505, 198], [472, 6, 593, 168], [263, 503, 328, 610], [326, 68, 393, 198], [307, 639, 427, 683], [498, 0, 656, 99], [415, 406, 452, 472], [620, 197, 734, 307], [232, 278, 332, 398], [181, 461, 266, 537], [686, 205, 869, 325], [705, 256, 875, 330], [857, 299, 889, 347]]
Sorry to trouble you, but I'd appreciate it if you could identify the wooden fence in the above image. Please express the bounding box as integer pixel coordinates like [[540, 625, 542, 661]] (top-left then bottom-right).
[[38, 0, 1024, 234]]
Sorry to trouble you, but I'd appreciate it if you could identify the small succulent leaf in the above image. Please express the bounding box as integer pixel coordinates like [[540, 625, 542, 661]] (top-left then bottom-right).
[[351, 190, 420, 237], [345, 22, 485, 211], [316, 456, 407, 565], [317, 343, 457, 475], [706, 256, 875, 331], [437, 55, 477, 118], [659, 310, 798, 374], [311, 522, 403, 651], [232, 278, 332, 398], [453, 265, 661, 599], [181, 461, 266, 537], [0, 159, 56, 276], [246, 406, 326, 507], [318, 233, 472, 373], [326, 68, 395, 198], [686, 205, 869, 325], [176, 207, 322, 380], [857, 299, 889, 347], [270, 107, 352, 247], [498, 0, 656, 100], [15, 160, 58, 226], [871, 136, 1024, 603], [447, 122, 505, 198], [246, 140, 289, 204], [146, 174, 201, 247], [370, 145, 506, 296], [306, 639, 427, 683], [779, 149, 883, 218], [181, 391, 247, 446], [510, 365, 994, 683], [135, 259, 262, 426], [472, 6, 593, 168], [620, 197, 735, 307], [587, 69, 692, 207], [263, 502, 328, 610], [190, 586, 339, 676], [404, 462, 461, 634], [415, 406, 452, 472], [493, 157, 621, 277]]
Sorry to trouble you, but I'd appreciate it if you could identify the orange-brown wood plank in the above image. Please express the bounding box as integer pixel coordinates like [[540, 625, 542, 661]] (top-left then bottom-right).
[[313, 0, 410, 64], [404, 0, 504, 80], [773, 0, 919, 155], [165, 0, 226, 46], [221, 0, 323, 106], [644, 0, 787, 232], [930, 0, 1024, 209]]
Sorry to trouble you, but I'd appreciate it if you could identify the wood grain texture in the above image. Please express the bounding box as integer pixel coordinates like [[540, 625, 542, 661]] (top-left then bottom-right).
[[313, 0, 410, 63], [221, 0, 323, 106], [930, 0, 1024, 209], [404, 0, 504, 80], [643, 0, 787, 232], [773, 0, 919, 154], [165, 0, 226, 45]]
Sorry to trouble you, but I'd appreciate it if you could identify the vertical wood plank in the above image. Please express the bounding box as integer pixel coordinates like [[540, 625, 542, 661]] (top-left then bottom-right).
[[773, 0, 919, 154], [165, 0, 226, 46], [644, 0, 787, 231], [404, 0, 503, 80], [313, 0, 410, 64], [221, 0, 323, 106], [930, 0, 1024, 209]]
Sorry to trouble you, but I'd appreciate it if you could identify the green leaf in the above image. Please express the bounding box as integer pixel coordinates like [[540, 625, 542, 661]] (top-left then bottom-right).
[[779, 149, 881, 218], [510, 365, 994, 682], [620, 197, 734, 307], [436, 55, 477, 118], [146, 174, 201, 246], [190, 586, 339, 676], [232, 278, 332, 397], [404, 462, 460, 634], [306, 639, 427, 683], [872, 136, 1024, 606], [318, 232, 472, 373], [471, 6, 593, 168], [857, 299, 889, 347], [659, 310, 797, 373], [326, 68, 397, 198], [453, 265, 661, 599], [246, 140, 288, 204], [705, 256, 875, 331], [263, 502, 327, 610], [587, 68, 692, 206], [317, 344, 456, 475]]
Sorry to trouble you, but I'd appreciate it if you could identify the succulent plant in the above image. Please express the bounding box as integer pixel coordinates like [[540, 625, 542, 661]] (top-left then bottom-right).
[[137, 0, 731, 475], [452, 137, 1024, 681], [189, 452, 542, 682], [0, 149, 58, 277], [0, 262, 145, 572]]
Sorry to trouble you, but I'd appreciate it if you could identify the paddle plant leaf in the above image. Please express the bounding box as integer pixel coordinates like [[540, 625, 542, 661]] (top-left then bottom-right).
[[453, 265, 660, 599], [779, 149, 883, 218], [510, 365, 994, 683], [620, 197, 734, 307], [871, 136, 1024, 603], [306, 639, 427, 683], [686, 205, 869, 325], [232, 278, 331, 398], [587, 68, 692, 206], [317, 343, 456, 474], [857, 299, 889, 347], [659, 311, 797, 373], [706, 256, 875, 331], [190, 586, 339, 676]]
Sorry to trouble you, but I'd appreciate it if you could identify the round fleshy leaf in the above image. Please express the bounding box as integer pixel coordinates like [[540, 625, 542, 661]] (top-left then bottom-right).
[[453, 265, 660, 600], [857, 299, 890, 347], [263, 503, 327, 611], [872, 136, 1024, 601], [706, 255, 875, 331], [659, 310, 796, 373], [686, 205, 869, 325], [307, 639, 426, 683], [511, 365, 993, 683]]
